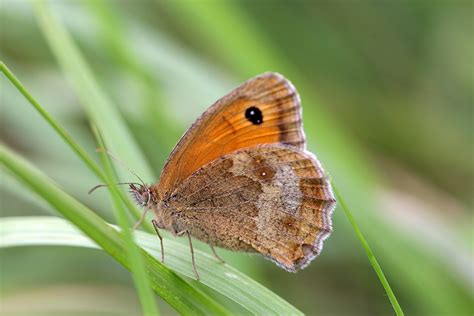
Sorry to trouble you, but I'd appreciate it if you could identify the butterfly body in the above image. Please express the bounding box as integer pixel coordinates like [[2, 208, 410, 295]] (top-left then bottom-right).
[[131, 72, 335, 276]]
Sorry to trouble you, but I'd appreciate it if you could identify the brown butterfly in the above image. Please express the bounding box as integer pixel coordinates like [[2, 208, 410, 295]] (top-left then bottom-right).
[[131, 73, 336, 279]]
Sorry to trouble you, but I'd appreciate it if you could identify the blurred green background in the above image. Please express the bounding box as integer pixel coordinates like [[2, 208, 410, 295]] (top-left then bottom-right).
[[1, 1, 472, 315]]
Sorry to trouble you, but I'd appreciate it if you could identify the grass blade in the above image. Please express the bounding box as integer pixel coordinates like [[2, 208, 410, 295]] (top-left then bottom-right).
[[1, 61, 159, 314], [0, 61, 103, 182], [92, 126, 159, 316], [0, 143, 229, 315], [332, 183, 404, 316], [0, 61, 153, 234], [32, 0, 154, 183], [0, 33, 302, 315], [83, 0, 177, 153], [0, 216, 304, 316], [0, 144, 303, 315]]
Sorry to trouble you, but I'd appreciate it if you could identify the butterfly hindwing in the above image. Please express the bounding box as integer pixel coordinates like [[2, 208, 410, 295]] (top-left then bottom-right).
[[166, 144, 335, 272]]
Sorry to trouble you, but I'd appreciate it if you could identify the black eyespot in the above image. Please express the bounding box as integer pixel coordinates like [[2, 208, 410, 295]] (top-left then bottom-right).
[[245, 106, 263, 125]]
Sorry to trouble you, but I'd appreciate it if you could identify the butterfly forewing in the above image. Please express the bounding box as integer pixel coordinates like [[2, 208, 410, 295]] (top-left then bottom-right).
[[157, 73, 305, 199]]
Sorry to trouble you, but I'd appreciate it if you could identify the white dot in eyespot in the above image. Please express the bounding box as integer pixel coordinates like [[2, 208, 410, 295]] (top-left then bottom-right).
[[261, 172, 266, 176], [250, 110, 255, 115]]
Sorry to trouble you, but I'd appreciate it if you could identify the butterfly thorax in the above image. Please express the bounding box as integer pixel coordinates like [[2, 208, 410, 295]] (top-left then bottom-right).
[[129, 183, 179, 234], [152, 203, 176, 233], [149, 186, 190, 237]]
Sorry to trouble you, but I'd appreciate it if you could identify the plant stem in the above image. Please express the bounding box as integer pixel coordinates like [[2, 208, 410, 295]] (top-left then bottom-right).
[[0, 143, 229, 315], [93, 126, 159, 316], [0, 61, 154, 233], [332, 182, 405, 316]]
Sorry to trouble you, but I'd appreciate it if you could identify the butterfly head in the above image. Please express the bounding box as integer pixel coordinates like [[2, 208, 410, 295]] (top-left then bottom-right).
[[129, 183, 155, 208]]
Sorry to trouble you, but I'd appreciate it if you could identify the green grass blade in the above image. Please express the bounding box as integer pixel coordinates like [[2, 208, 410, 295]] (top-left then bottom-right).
[[32, 0, 155, 183], [0, 144, 303, 315], [0, 61, 103, 181], [332, 183, 404, 316], [0, 61, 154, 234], [0, 216, 304, 316], [83, 0, 176, 152], [93, 126, 159, 316], [0, 143, 229, 315], [0, 32, 301, 315], [0, 58, 160, 313]]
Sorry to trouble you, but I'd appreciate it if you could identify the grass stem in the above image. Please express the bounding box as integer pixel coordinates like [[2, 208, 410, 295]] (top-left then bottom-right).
[[332, 182, 404, 316]]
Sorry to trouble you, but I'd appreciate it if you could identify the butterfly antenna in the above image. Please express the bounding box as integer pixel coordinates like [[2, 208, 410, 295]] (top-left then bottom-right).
[[88, 182, 142, 194], [96, 148, 146, 186]]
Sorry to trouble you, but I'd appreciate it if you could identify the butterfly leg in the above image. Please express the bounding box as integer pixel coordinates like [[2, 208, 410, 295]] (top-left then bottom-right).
[[210, 245, 225, 264], [133, 207, 150, 230], [177, 230, 200, 280], [151, 219, 165, 263]]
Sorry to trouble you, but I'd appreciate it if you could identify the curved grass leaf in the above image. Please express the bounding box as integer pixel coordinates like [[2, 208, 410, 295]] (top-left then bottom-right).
[[332, 183, 403, 316], [0, 62, 158, 315], [0, 144, 303, 315], [83, 0, 177, 153], [1, 61, 160, 315], [0, 143, 229, 316], [94, 125, 160, 316], [0, 215, 303, 316], [0, 61, 154, 234], [32, 1, 155, 183]]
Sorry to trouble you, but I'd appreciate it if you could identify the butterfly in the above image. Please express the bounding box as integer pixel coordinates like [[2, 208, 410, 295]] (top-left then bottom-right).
[[130, 72, 336, 279]]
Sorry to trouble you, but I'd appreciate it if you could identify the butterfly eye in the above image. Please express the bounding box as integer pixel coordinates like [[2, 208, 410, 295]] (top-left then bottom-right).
[[245, 106, 263, 125]]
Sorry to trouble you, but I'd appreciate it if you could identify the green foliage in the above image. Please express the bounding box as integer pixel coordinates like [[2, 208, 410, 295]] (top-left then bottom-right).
[[332, 183, 403, 316], [0, 61, 302, 314], [0, 143, 227, 315], [0, 216, 303, 315], [1, 1, 472, 315]]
